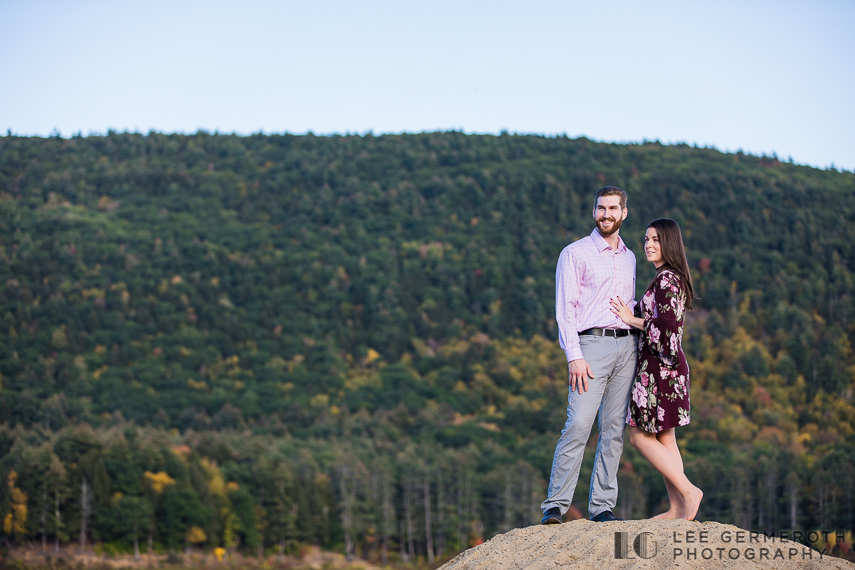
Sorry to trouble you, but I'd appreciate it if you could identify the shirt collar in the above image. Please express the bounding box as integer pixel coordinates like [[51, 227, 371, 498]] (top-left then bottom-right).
[[590, 228, 627, 253]]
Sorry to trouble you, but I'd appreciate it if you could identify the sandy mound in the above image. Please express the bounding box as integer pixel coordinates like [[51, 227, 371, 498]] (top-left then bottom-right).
[[440, 519, 853, 570]]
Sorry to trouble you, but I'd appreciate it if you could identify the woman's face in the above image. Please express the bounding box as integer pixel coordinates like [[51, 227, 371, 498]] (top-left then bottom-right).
[[644, 227, 664, 267]]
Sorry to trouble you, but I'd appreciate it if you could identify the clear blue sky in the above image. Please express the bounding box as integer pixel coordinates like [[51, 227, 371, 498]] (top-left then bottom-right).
[[2, 0, 853, 170]]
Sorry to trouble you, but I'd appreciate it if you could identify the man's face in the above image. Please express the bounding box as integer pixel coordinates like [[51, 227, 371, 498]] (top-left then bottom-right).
[[593, 195, 627, 237]]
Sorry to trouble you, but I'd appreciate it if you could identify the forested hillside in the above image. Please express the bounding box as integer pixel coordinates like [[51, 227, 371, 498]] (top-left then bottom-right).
[[0, 132, 853, 563]]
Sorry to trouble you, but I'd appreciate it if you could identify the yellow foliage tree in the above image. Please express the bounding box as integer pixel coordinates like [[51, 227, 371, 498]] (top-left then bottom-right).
[[143, 471, 176, 494], [3, 471, 28, 538], [199, 458, 239, 551], [223, 511, 238, 551], [200, 458, 226, 497], [142, 470, 176, 554], [365, 348, 380, 364], [186, 526, 207, 545]]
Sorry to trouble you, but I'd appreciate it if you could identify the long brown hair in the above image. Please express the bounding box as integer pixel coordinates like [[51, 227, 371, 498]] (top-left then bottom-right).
[[648, 218, 694, 310]]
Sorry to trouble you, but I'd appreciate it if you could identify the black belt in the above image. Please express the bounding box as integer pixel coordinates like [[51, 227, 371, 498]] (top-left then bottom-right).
[[580, 328, 635, 338]]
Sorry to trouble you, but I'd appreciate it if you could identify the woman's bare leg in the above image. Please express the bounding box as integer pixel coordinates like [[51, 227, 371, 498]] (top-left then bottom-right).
[[651, 429, 683, 518], [629, 427, 703, 520]]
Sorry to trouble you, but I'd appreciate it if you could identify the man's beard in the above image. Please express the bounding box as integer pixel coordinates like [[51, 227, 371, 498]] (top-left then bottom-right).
[[596, 216, 623, 236]]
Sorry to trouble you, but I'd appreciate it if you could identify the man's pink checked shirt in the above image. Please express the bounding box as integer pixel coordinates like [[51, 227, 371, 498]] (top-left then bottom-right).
[[556, 228, 637, 363]]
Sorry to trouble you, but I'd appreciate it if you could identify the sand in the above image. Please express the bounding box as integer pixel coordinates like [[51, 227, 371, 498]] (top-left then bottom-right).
[[439, 519, 853, 570]]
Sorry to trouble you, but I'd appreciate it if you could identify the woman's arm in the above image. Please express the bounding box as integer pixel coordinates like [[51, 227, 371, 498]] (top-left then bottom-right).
[[644, 271, 685, 367]]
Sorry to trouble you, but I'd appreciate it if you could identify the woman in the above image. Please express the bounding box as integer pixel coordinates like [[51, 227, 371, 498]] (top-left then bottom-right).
[[609, 218, 703, 521]]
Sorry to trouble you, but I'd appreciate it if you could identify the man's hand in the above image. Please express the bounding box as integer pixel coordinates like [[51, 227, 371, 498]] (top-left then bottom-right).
[[569, 359, 594, 393]]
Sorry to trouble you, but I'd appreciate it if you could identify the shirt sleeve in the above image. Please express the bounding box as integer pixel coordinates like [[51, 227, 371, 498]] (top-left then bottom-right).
[[556, 247, 583, 362], [643, 271, 684, 368]]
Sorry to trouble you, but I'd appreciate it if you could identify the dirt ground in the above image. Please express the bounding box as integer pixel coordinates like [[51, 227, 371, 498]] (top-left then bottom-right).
[[3, 545, 386, 570], [439, 519, 854, 570]]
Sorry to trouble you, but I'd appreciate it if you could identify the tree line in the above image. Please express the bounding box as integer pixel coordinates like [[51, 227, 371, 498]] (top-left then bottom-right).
[[0, 131, 853, 561]]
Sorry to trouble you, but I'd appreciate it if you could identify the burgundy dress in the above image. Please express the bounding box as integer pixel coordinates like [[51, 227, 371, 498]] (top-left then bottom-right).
[[627, 268, 691, 432]]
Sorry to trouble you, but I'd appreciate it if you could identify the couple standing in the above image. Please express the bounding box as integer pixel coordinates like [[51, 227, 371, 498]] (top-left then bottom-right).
[[541, 186, 703, 524]]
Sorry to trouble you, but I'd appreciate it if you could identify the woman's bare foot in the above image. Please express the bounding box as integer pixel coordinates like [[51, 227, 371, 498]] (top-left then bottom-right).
[[680, 487, 703, 521], [652, 493, 683, 519]]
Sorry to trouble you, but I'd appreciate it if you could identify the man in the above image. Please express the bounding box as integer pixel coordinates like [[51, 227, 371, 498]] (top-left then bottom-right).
[[541, 186, 637, 524]]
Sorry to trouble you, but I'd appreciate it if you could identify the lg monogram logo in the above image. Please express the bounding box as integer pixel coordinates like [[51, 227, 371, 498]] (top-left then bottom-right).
[[614, 531, 659, 559]]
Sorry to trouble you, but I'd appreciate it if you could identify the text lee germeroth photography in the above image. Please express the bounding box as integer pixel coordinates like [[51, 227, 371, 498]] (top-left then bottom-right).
[[616, 529, 844, 561]]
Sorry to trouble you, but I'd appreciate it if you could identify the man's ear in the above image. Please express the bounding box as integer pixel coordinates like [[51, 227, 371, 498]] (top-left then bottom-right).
[[621, 207, 628, 221]]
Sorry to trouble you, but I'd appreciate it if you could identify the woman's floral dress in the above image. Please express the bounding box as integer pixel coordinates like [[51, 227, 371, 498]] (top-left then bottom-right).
[[627, 268, 690, 432]]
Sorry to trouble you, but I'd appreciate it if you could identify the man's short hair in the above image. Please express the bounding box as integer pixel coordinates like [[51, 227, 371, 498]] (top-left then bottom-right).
[[594, 186, 627, 210]]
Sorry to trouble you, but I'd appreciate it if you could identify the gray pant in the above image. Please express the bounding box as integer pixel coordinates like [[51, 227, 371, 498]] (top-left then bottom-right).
[[541, 334, 637, 518]]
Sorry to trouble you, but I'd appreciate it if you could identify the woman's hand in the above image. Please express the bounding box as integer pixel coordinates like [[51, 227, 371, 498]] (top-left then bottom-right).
[[610, 296, 643, 329]]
